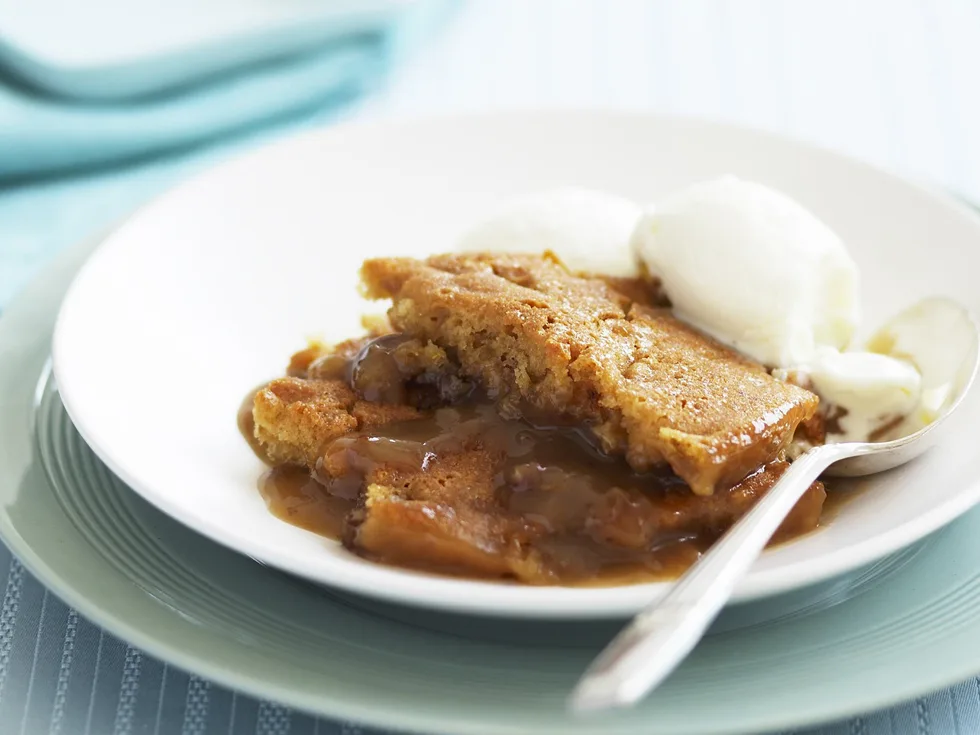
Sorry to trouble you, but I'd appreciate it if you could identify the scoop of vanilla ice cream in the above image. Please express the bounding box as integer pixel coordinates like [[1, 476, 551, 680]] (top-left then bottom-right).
[[630, 176, 860, 367], [456, 187, 642, 277], [802, 348, 922, 441]]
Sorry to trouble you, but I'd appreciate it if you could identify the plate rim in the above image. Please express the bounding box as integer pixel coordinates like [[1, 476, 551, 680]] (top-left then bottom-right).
[[48, 109, 980, 618]]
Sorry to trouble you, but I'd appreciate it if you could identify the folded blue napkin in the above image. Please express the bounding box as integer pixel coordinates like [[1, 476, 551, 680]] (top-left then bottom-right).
[[0, 0, 455, 181]]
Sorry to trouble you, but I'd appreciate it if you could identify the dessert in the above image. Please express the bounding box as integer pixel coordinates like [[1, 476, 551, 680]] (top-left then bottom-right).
[[243, 177, 944, 586], [249, 332, 825, 585], [244, 250, 827, 586], [360, 252, 818, 495]]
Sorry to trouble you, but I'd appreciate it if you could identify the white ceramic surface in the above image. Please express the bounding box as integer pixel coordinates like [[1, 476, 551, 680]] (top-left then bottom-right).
[[52, 111, 980, 618]]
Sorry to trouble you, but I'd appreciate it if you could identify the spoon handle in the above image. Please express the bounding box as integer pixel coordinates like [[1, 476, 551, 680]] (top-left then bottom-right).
[[569, 444, 850, 714]]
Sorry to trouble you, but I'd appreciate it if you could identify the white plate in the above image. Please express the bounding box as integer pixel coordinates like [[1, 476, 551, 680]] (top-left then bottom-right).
[[51, 111, 980, 619]]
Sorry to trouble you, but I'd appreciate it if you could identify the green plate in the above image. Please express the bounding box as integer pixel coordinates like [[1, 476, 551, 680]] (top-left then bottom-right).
[[4, 235, 980, 735]]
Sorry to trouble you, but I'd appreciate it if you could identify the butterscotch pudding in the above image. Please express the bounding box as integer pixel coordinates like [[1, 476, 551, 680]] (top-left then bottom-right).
[[243, 253, 826, 586], [361, 252, 818, 496]]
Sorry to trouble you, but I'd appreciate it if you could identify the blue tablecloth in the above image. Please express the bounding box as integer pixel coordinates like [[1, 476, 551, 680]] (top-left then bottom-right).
[[4, 1, 980, 733]]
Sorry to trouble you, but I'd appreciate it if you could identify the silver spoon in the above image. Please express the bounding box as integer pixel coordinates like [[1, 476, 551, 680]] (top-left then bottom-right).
[[570, 297, 980, 714]]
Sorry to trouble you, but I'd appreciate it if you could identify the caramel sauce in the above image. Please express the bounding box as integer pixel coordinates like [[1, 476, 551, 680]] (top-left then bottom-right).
[[819, 477, 866, 520], [245, 402, 802, 585], [253, 410, 711, 584], [259, 465, 354, 539], [243, 334, 828, 586]]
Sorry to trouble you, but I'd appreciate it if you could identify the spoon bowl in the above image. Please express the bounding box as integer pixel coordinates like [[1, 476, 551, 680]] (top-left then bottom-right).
[[827, 298, 980, 476]]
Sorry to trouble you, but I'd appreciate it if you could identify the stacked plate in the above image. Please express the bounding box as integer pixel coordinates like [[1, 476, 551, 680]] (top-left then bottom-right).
[[5, 112, 980, 734]]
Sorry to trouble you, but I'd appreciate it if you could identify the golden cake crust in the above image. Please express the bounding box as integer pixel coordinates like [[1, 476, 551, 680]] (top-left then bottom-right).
[[252, 377, 421, 467], [361, 252, 819, 494]]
